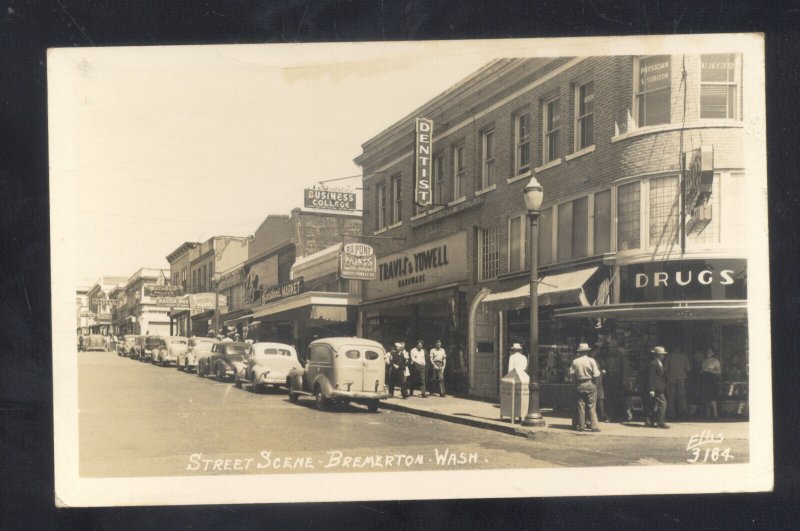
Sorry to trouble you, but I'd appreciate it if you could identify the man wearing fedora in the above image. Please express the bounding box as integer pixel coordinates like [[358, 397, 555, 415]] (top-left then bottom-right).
[[507, 342, 529, 379], [569, 342, 601, 432], [647, 346, 670, 428]]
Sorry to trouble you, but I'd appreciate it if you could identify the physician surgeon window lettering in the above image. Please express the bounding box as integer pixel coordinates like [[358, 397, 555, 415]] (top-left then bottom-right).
[[636, 55, 671, 127]]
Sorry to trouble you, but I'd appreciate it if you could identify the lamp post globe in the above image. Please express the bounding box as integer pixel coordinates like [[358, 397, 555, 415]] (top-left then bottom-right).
[[522, 174, 546, 427]]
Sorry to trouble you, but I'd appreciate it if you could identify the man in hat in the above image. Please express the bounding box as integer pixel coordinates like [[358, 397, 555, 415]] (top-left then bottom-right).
[[429, 339, 447, 397], [408, 339, 428, 397], [569, 342, 601, 432], [508, 343, 529, 380], [647, 346, 670, 428], [388, 341, 409, 399]]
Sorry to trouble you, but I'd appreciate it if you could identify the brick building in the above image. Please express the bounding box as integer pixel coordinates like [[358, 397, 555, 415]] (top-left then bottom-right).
[[355, 55, 749, 414]]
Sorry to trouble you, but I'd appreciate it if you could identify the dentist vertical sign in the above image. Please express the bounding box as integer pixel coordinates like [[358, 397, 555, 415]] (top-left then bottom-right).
[[414, 118, 433, 207]]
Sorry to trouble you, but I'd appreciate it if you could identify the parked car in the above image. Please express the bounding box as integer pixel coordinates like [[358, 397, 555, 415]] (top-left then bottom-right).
[[141, 335, 161, 362], [131, 336, 147, 360], [179, 337, 219, 372], [234, 342, 301, 392], [83, 334, 107, 352], [287, 337, 389, 412], [118, 335, 139, 357], [197, 341, 250, 381], [152, 336, 188, 366]]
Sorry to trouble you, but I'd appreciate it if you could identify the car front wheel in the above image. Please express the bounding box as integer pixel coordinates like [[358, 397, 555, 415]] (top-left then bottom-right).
[[216, 366, 225, 382], [367, 401, 379, 413], [315, 387, 329, 410], [289, 388, 299, 403]]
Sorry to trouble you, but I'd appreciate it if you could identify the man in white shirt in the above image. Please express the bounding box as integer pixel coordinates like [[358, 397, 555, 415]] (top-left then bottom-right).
[[508, 343, 529, 383], [429, 340, 447, 397], [569, 342, 601, 432], [409, 340, 428, 397]]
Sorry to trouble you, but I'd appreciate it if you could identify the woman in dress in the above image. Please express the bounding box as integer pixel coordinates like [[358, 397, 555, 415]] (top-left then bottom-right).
[[701, 347, 721, 419]]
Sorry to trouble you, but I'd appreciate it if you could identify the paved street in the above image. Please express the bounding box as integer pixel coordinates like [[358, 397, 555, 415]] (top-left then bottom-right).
[[79, 351, 749, 477]]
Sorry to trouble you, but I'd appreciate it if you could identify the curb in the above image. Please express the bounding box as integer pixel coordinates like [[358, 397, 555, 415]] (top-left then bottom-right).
[[381, 400, 554, 440]]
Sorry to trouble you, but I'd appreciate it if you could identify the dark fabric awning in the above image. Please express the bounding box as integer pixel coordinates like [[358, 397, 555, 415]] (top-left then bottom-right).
[[309, 305, 348, 322], [554, 300, 747, 321], [481, 267, 597, 311]]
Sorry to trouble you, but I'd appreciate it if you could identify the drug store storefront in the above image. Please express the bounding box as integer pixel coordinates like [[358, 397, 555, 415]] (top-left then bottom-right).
[[555, 258, 749, 418]]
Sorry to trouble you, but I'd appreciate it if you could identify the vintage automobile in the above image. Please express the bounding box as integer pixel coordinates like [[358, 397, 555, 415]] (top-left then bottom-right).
[[117, 335, 139, 357], [287, 337, 390, 412], [197, 341, 250, 381], [141, 335, 161, 362], [83, 334, 107, 352], [152, 336, 188, 366], [234, 342, 301, 392], [131, 335, 147, 360], [178, 336, 219, 372]]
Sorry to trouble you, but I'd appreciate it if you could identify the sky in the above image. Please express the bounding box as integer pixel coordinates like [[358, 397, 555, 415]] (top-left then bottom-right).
[[52, 41, 500, 284]]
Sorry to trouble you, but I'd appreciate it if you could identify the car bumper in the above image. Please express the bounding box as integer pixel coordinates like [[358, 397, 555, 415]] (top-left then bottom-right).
[[329, 390, 391, 401]]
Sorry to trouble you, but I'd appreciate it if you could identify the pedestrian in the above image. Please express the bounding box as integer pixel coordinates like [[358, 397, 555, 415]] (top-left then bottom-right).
[[700, 347, 721, 420], [388, 342, 409, 399], [666, 347, 691, 420], [234, 333, 241, 342], [589, 347, 609, 422], [647, 346, 670, 429], [430, 339, 447, 397], [409, 340, 428, 397], [569, 343, 601, 432], [508, 343, 529, 378]]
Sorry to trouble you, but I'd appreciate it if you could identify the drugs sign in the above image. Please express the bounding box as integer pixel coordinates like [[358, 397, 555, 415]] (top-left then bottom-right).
[[339, 243, 377, 280]]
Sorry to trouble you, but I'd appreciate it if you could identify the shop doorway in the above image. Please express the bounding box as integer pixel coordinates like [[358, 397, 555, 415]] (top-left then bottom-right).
[[472, 307, 498, 399]]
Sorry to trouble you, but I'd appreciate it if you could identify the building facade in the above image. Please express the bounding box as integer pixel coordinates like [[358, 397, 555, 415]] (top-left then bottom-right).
[[355, 55, 748, 415], [117, 268, 172, 336], [84, 276, 127, 335]]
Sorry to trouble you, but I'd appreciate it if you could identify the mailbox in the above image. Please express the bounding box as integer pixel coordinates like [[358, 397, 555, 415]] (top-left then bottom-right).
[[500, 369, 530, 424]]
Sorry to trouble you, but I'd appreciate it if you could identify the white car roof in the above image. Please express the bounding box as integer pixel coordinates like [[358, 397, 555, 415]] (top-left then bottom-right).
[[310, 337, 385, 351], [251, 342, 296, 352]]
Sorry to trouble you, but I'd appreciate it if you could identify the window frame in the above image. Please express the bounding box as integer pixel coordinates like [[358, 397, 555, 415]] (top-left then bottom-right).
[[481, 128, 496, 190], [507, 214, 527, 273], [634, 55, 672, 128], [514, 111, 531, 176], [375, 182, 387, 229], [699, 53, 741, 121], [616, 181, 642, 252], [453, 143, 466, 201], [390, 174, 402, 225], [478, 226, 501, 282], [543, 96, 561, 164], [432, 153, 445, 206], [574, 80, 595, 151]]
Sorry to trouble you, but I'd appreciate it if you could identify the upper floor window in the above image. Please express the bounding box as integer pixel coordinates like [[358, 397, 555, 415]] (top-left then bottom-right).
[[556, 196, 588, 262], [453, 144, 466, 200], [575, 81, 595, 150], [543, 97, 561, 163], [636, 55, 671, 127], [478, 227, 500, 281], [649, 176, 680, 249], [390, 174, 402, 225], [508, 215, 526, 272], [514, 112, 531, 175], [617, 182, 641, 251], [481, 129, 496, 189], [593, 189, 612, 254], [376, 182, 387, 229], [700, 54, 739, 120], [538, 207, 553, 266], [432, 154, 444, 206]]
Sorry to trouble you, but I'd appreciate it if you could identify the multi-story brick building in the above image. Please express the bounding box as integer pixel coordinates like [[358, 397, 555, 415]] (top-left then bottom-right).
[[355, 54, 749, 414], [117, 267, 172, 336]]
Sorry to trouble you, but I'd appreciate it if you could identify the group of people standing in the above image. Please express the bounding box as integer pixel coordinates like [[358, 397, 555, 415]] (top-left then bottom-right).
[[568, 342, 724, 432], [385, 339, 447, 399]]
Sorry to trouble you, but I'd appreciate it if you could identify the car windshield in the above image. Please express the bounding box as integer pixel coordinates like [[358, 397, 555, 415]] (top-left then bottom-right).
[[263, 348, 292, 357], [169, 339, 187, 345], [226, 353, 245, 362], [224, 345, 249, 356]]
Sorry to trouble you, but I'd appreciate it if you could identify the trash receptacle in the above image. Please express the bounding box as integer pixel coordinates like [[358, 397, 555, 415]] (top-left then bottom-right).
[[500, 369, 530, 423]]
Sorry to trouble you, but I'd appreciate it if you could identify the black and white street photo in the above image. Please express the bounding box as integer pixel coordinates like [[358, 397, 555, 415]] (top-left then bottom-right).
[[48, 34, 771, 506]]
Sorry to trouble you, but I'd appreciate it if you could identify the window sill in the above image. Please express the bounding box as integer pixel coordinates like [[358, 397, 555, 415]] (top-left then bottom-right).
[[534, 158, 562, 173], [507, 170, 532, 184], [373, 227, 387, 235], [611, 120, 743, 143], [447, 197, 467, 207], [386, 221, 403, 231], [565, 145, 596, 161], [475, 184, 497, 196], [410, 211, 428, 221]]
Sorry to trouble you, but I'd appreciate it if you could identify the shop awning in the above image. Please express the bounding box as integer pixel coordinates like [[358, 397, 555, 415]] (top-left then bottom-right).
[[481, 266, 597, 310], [252, 291, 360, 319], [309, 305, 348, 322], [222, 309, 253, 327], [554, 300, 747, 321]]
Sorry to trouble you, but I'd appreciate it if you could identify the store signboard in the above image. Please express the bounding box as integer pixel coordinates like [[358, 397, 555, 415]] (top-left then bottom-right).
[[304, 188, 357, 211], [189, 293, 227, 310], [260, 278, 304, 305], [414, 117, 433, 207], [339, 243, 377, 280], [217, 267, 244, 290], [619, 259, 747, 304], [154, 297, 190, 308], [144, 285, 183, 297], [364, 232, 467, 300]]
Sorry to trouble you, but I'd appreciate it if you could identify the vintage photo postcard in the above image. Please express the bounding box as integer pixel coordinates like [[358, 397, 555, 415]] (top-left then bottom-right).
[[49, 33, 771, 507]]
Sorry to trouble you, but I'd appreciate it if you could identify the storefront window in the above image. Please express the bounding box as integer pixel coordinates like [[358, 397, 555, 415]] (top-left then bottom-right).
[[700, 53, 739, 120], [649, 176, 680, 249], [617, 182, 641, 251], [636, 55, 671, 127], [593, 189, 611, 254]]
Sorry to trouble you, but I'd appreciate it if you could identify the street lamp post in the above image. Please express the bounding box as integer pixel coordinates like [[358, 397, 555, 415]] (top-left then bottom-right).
[[522, 175, 546, 427]]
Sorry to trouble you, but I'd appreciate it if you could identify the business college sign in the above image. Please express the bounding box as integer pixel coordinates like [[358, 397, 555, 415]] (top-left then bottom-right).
[[414, 118, 433, 207], [304, 188, 357, 211], [365, 233, 467, 300], [339, 243, 377, 280], [619, 259, 746, 304]]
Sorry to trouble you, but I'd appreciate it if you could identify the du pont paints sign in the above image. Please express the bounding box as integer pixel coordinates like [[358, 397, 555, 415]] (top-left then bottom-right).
[[414, 118, 433, 207], [619, 259, 746, 304], [339, 243, 377, 280], [364, 233, 467, 300]]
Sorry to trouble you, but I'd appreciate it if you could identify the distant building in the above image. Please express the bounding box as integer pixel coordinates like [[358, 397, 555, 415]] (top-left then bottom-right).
[[84, 276, 127, 335], [117, 267, 171, 336]]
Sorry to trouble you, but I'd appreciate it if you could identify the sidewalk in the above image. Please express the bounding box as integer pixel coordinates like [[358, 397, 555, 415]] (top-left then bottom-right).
[[381, 394, 749, 441]]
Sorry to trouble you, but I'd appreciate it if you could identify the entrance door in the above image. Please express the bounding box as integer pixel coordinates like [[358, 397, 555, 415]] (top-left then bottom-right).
[[473, 306, 498, 399]]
